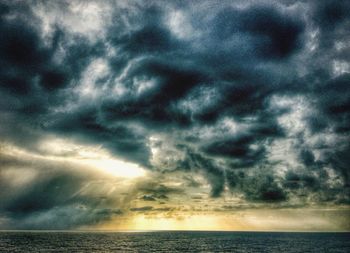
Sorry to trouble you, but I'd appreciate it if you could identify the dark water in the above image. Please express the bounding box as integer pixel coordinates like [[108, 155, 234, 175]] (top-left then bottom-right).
[[0, 231, 349, 252]]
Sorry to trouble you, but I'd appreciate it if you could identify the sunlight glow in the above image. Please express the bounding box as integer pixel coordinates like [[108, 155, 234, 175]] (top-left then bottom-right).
[[40, 137, 147, 178], [80, 157, 146, 178], [120, 215, 247, 231], [2, 137, 146, 179]]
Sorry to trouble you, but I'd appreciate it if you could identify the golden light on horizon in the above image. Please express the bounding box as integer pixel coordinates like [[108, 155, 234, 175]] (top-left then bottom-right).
[[128, 215, 240, 231], [94, 208, 350, 232], [98, 214, 248, 231]]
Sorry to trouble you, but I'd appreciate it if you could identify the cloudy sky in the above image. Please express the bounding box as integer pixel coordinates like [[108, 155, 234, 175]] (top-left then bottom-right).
[[0, 0, 349, 231]]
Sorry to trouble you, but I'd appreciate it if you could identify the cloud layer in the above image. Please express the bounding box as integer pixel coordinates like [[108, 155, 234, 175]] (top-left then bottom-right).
[[0, 0, 349, 230]]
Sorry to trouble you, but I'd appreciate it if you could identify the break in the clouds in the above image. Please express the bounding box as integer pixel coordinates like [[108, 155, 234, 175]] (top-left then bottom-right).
[[0, 0, 349, 230]]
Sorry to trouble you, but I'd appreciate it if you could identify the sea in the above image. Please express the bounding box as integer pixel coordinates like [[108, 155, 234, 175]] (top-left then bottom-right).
[[0, 231, 349, 252]]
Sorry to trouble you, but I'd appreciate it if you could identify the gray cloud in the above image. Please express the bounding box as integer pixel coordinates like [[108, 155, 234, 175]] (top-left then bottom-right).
[[0, 0, 349, 229], [0, 152, 126, 229]]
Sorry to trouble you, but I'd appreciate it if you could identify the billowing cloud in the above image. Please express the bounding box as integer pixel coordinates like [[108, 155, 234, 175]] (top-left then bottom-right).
[[0, 0, 349, 230]]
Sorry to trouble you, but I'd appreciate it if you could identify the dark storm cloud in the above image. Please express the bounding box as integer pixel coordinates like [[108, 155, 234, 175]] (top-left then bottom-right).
[[100, 58, 205, 128], [0, 4, 99, 96], [0, 0, 350, 229], [295, 0, 350, 191], [283, 171, 319, 191], [0, 0, 104, 152], [187, 151, 225, 198], [212, 4, 304, 59], [46, 108, 151, 166], [312, 74, 350, 135], [313, 0, 350, 35], [118, 24, 178, 54], [202, 116, 284, 168], [226, 167, 287, 202]]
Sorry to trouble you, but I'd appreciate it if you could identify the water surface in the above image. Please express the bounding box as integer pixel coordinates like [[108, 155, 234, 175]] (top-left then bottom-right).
[[0, 231, 349, 252]]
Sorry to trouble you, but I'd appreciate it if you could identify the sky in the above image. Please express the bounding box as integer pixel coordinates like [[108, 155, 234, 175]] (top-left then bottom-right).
[[0, 0, 349, 231]]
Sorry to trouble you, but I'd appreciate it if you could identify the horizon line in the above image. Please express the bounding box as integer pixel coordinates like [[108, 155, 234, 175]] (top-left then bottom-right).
[[1, 229, 349, 233]]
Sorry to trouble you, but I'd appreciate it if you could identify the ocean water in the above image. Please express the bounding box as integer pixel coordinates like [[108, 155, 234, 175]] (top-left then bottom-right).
[[0, 231, 349, 252]]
